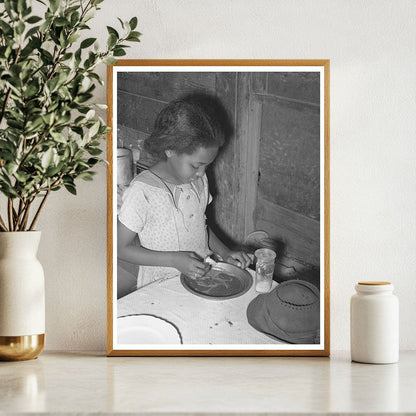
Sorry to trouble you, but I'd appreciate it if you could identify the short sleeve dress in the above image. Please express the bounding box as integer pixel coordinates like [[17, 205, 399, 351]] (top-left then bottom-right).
[[118, 170, 213, 288]]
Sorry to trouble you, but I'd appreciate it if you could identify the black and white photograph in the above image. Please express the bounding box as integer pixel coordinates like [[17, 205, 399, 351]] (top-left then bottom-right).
[[107, 60, 330, 356]]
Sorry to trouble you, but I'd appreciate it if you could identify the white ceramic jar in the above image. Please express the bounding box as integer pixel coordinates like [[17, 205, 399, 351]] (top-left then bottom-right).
[[350, 281, 399, 364]]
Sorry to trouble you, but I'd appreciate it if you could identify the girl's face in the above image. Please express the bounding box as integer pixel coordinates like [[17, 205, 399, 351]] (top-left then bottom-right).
[[166, 146, 219, 184]]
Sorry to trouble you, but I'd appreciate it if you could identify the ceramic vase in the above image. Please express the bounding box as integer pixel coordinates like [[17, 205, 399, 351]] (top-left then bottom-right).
[[0, 231, 45, 361]]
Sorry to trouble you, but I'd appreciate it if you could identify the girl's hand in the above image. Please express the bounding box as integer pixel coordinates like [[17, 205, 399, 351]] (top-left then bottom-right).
[[173, 251, 211, 279], [224, 250, 252, 269]]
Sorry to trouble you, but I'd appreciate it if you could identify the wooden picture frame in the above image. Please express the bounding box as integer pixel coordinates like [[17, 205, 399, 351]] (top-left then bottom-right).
[[107, 60, 330, 356]]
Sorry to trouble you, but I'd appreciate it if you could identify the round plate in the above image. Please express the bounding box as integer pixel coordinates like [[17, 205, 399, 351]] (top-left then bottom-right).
[[180, 262, 253, 300], [245, 230, 269, 246], [117, 314, 182, 344]]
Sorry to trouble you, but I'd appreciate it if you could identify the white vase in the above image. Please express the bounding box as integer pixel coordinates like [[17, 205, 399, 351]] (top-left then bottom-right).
[[0, 231, 45, 360]]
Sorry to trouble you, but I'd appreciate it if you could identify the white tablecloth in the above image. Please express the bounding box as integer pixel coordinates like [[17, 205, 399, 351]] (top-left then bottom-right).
[[117, 269, 284, 345]]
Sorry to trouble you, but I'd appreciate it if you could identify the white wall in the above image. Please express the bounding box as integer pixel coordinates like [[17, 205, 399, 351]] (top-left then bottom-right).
[[33, 0, 416, 351]]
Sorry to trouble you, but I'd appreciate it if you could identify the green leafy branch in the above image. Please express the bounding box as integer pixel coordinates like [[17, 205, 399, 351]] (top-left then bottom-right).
[[0, 0, 141, 231]]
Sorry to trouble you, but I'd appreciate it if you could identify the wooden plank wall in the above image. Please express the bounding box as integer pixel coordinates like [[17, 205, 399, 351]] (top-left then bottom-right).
[[117, 72, 321, 264], [257, 73, 320, 221], [205, 73, 239, 246], [254, 72, 321, 264]]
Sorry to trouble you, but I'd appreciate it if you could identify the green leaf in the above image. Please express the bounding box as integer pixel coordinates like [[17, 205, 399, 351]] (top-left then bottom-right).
[[80, 37, 96, 49], [4, 1, 16, 20], [87, 158, 100, 166], [103, 56, 117, 65], [70, 11, 80, 26], [16, 21, 25, 35], [54, 17, 69, 27], [23, 83, 39, 98], [5, 162, 18, 176], [25, 117, 44, 133], [45, 164, 63, 177], [64, 183, 77, 195], [14, 171, 28, 183], [22, 5, 32, 17], [107, 33, 117, 49], [83, 8, 95, 23], [49, 0, 60, 13], [88, 120, 100, 138], [61, 52, 73, 61], [75, 93, 93, 104], [48, 76, 60, 92], [87, 147, 102, 156], [106, 26, 119, 39], [26, 15, 42, 24], [129, 16, 138, 30], [24, 25, 40, 39], [88, 72, 104, 85], [7, 119, 24, 129], [40, 49, 54, 64], [85, 109, 95, 120], [0, 141, 14, 152], [50, 131, 67, 144], [41, 148, 55, 169], [42, 112, 55, 125], [0, 183, 18, 198], [68, 33, 80, 44], [59, 29, 67, 47], [17, 0, 26, 14], [113, 47, 126, 57], [77, 171, 95, 181], [126, 32, 141, 42], [0, 20, 13, 35], [63, 146, 70, 159]]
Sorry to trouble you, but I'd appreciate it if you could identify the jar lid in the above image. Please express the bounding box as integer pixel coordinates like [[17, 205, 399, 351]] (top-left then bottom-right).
[[355, 281, 394, 293], [254, 248, 276, 260]]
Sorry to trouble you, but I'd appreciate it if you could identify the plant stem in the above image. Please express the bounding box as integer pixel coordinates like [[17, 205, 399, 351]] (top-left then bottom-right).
[[0, 88, 12, 125], [0, 214, 8, 232], [7, 199, 14, 231], [20, 200, 33, 231], [18, 121, 58, 169], [29, 189, 50, 231], [15, 199, 28, 231]]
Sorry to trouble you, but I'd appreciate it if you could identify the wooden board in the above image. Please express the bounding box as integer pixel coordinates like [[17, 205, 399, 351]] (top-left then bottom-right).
[[117, 92, 164, 134], [117, 72, 216, 103], [206, 72, 238, 246], [251, 72, 267, 94], [258, 98, 320, 220], [255, 196, 320, 265], [267, 72, 320, 104]]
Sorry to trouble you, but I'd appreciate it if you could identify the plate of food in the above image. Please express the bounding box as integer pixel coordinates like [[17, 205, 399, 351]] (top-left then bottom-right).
[[117, 314, 182, 344], [180, 262, 253, 300]]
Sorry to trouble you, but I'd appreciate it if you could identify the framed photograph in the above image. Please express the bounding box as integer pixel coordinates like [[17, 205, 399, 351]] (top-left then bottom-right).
[[107, 60, 330, 356]]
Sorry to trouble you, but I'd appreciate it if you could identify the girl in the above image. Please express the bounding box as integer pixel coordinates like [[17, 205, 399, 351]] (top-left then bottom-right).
[[117, 98, 251, 289]]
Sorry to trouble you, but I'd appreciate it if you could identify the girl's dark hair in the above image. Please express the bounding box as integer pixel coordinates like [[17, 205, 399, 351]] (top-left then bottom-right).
[[144, 97, 226, 160]]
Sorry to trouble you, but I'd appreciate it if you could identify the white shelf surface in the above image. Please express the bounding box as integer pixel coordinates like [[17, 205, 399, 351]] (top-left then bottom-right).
[[1, 350, 415, 415]]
